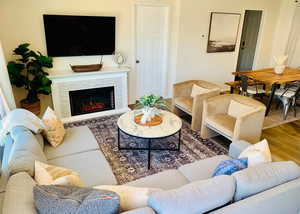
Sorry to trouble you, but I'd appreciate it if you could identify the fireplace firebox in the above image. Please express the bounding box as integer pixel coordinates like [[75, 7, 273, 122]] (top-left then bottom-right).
[[69, 86, 115, 116]]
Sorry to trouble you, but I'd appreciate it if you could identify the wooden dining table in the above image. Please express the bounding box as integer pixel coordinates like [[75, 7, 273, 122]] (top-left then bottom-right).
[[232, 67, 300, 116]]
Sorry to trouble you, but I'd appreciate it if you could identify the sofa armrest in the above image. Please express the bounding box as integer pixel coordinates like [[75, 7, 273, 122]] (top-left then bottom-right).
[[229, 140, 252, 158], [233, 108, 266, 143]]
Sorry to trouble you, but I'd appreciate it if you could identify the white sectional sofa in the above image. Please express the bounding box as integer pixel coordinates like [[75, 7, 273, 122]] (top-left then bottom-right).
[[1, 125, 300, 214]]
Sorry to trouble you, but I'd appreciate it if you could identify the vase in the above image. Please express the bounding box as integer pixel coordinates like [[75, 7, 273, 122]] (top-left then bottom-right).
[[140, 107, 159, 124], [274, 65, 285, 75], [20, 99, 41, 115]]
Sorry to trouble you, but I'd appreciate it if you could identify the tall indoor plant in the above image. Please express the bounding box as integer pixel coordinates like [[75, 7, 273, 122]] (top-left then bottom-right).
[[7, 43, 53, 115]]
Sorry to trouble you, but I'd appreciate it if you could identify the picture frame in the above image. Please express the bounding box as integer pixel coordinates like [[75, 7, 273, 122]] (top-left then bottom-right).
[[207, 12, 241, 53]]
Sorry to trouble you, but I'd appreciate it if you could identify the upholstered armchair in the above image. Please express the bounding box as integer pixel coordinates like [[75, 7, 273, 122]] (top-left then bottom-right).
[[201, 94, 266, 143], [172, 80, 221, 131]]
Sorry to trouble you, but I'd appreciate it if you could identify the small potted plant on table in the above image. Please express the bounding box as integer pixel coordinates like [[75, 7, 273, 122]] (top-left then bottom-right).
[[7, 43, 53, 115], [134, 94, 165, 126]]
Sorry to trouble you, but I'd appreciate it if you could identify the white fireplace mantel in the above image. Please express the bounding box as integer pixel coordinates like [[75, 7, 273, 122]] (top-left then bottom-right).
[[49, 66, 130, 123]]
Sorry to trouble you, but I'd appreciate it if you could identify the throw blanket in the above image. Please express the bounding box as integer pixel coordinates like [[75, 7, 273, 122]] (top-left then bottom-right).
[[0, 109, 46, 145]]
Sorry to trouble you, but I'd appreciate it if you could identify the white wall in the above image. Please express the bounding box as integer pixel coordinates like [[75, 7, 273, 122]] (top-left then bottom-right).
[[271, 0, 296, 66], [175, 0, 283, 87], [0, 0, 179, 112], [0, 41, 16, 110]]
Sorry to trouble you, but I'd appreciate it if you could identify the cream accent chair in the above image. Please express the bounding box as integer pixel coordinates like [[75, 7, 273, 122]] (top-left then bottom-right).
[[201, 94, 266, 143], [173, 80, 221, 131]]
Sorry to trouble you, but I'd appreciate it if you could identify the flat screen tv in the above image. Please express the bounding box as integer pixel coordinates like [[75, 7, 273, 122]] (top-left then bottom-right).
[[43, 15, 116, 57]]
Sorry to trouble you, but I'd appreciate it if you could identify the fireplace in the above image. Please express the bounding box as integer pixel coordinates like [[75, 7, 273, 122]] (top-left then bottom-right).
[[69, 86, 115, 116]]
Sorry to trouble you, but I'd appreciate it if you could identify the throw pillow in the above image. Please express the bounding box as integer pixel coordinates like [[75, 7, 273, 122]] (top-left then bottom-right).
[[232, 161, 300, 201], [212, 158, 248, 177], [239, 139, 272, 166], [34, 185, 120, 214], [228, 100, 255, 118], [42, 107, 65, 148], [95, 185, 162, 212], [34, 161, 84, 187], [190, 84, 210, 98], [148, 175, 236, 214]]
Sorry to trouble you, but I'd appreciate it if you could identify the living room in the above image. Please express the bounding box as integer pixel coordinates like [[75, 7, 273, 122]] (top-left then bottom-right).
[[0, 0, 300, 213]]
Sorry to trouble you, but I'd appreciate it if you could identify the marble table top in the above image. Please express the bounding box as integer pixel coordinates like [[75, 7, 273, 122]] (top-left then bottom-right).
[[117, 110, 182, 138]]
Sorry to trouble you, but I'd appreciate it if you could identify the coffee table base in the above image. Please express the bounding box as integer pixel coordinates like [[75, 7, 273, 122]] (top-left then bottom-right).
[[117, 128, 181, 170]]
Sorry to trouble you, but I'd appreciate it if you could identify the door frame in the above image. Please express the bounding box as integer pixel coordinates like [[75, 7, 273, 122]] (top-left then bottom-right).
[[132, 1, 170, 100], [236, 9, 265, 71]]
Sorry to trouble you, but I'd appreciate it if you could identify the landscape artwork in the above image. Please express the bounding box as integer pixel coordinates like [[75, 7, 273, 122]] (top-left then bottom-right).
[[207, 12, 241, 53]]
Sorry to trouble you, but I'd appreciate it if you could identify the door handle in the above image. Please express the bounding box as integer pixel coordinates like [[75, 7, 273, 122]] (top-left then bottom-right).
[[136, 60, 140, 64], [241, 41, 246, 50]]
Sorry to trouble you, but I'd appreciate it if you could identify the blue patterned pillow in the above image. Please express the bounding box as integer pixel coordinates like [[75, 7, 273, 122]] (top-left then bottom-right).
[[213, 158, 248, 177]]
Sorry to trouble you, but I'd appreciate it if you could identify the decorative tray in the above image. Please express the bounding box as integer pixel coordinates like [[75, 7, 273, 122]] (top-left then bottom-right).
[[134, 114, 162, 126]]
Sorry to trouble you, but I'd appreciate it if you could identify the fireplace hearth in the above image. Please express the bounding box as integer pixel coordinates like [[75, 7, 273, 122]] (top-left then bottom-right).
[[69, 86, 115, 116]]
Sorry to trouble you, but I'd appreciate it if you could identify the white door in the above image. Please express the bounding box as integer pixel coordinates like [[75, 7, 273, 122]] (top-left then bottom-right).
[[135, 4, 169, 99]]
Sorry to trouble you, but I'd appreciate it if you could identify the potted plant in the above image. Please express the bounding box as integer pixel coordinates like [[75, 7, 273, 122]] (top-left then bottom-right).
[[135, 94, 165, 125], [7, 43, 53, 115]]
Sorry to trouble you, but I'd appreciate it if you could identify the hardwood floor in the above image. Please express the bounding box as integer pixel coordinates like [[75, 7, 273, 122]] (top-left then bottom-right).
[[130, 99, 300, 165], [262, 120, 300, 165]]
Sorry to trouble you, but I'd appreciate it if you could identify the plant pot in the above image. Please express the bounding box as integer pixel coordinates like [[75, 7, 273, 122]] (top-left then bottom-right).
[[20, 99, 41, 115]]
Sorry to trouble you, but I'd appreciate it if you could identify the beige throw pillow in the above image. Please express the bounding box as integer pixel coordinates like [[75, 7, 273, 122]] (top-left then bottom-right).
[[190, 84, 210, 98], [94, 185, 162, 211], [228, 100, 255, 118], [239, 139, 272, 166], [42, 107, 65, 147], [34, 161, 84, 187]]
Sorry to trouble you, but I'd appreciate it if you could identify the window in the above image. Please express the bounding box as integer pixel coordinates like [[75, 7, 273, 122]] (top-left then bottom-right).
[[0, 88, 9, 120]]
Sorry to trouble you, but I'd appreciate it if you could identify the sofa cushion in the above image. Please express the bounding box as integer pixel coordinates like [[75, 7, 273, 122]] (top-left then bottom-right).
[[8, 126, 47, 177], [2, 172, 38, 214], [95, 185, 161, 212], [34, 185, 120, 214], [126, 169, 189, 190], [212, 158, 248, 177], [35, 161, 84, 187], [48, 150, 117, 187], [121, 207, 156, 214], [228, 100, 255, 118], [205, 114, 236, 138], [178, 155, 231, 182], [233, 161, 300, 201], [148, 175, 236, 214], [190, 84, 210, 98], [174, 97, 193, 114], [45, 126, 99, 160]]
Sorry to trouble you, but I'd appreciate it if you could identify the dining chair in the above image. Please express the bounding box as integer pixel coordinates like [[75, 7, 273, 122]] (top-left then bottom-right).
[[274, 81, 300, 120], [239, 75, 266, 98]]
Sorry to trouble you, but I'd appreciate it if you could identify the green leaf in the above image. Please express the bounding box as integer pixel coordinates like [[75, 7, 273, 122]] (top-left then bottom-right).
[[7, 61, 26, 87], [13, 43, 30, 56]]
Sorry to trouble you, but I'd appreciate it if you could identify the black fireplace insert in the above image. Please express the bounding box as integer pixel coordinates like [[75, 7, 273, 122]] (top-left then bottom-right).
[[69, 86, 115, 116]]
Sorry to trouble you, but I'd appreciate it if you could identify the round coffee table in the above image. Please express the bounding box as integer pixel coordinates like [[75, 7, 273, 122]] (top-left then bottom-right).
[[117, 110, 182, 169]]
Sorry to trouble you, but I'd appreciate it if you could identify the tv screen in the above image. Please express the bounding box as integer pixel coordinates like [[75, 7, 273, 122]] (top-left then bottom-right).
[[43, 15, 116, 57]]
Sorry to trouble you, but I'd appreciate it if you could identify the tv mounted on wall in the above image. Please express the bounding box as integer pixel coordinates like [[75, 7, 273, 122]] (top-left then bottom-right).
[[43, 15, 116, 57]]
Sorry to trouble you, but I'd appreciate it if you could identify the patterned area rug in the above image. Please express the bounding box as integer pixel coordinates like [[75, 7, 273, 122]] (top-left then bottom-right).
[[65, 114, 228, 184]]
